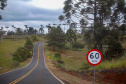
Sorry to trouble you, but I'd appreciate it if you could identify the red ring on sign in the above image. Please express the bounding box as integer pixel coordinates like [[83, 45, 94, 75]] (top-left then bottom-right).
[[86, 49, 103, 66]]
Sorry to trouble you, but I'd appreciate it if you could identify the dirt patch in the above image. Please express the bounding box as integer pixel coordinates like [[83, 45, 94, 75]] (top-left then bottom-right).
[[60, 68, 126, 84]]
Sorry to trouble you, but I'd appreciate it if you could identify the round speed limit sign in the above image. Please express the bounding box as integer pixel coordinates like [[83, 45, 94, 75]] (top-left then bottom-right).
[[87, 49, 103, 66]]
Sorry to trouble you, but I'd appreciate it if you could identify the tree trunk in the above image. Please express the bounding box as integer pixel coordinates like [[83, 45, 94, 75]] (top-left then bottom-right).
[[1, 35, 3, 42], [70, 40, 72, 49], [93, 0, 97, 49]]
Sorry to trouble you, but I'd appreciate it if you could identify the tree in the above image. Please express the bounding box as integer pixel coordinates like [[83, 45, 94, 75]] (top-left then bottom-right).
[[0, 0, 7, 20], [66, 28, 76, 48], [0, 27, 5, 42], [5, 26, 9, 34], [47, 26, 66, 50], [24, 38, 33, 51], [62, 24, 66, 33], [59, 0, 126, 53], [34, 29, 38, 34], [39, 25, 44, 34], [46, 24, 51, 33], [53, 24, 57, 27], [13, 47, 31, 62], [7, 31, 14, 35], [28, 27, 34, 35], [0, 0, 7, 41], [119, 24, 126, 35], [16, 28, 24, 35], [12, 25, 15, 39], [24, 25, 28, 36]]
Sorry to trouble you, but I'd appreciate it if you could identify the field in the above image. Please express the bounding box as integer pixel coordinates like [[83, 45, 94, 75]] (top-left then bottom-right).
[[0, 35, 45, 73], [44, 35, 126, 83], [46, 35, 126, 71], [0, 39, 26, 73], [44, 45, 93, 84]]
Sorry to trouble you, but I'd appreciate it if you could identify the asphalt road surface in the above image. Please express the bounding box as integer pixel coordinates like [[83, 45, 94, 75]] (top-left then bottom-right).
[[0, 42, 63, 84]]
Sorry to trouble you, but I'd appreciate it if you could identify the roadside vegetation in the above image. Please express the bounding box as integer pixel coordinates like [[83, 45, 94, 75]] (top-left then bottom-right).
[[46, 37, 126, 71], [0, 35, 45, 73], [45, 24, 126, 72]]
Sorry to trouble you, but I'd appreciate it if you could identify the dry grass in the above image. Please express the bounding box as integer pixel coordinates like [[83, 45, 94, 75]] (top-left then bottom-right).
[[44, 45, 93, 84]]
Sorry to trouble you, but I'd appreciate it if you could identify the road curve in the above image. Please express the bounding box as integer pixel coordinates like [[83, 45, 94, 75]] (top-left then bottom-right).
[[0, 42, 63, 84]]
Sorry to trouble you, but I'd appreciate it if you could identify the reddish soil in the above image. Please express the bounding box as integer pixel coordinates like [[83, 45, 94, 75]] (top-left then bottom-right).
[[60, 68, 126, 84]]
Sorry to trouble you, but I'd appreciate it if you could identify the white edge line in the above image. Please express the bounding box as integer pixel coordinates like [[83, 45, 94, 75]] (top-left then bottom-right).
[[0, 43, 37, 75], [43, 43, 64, 84]]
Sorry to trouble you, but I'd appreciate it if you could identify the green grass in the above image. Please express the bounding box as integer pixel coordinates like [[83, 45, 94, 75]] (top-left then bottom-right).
[[95, 54, 126, 70], [0, 35, 46, 73], [45, 34, 126, 71], [45, 43, 89, 71], [0, 39, 26, 73]]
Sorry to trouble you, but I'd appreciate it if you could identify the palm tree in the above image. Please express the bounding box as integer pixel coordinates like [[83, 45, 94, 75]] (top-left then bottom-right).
[[24, 25, 28, 36], [39, 25, 44, 34], [1, 27, 3, 30], [46, 24, 51, 33], [58, 15, 65, 22], [0, 27, 4, 42], [12, 25, 15, 39], [5, 26, 9, 35], [53, 24, 57, 27]]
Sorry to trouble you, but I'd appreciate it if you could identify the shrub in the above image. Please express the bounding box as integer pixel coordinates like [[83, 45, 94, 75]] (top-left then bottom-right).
[[24, 38, 33, 51], [104, 42, 124, 60], [27, 51, 32, 58], [55, 63, 65, 69], [10, 60, 20, 68], [55, 52, 61, 58], [80, 61, 90, 71], [31, 35, 38, 42], [72, 41, 84, 49], [13, 47, 30, 62], [55, 53, 64, 64]]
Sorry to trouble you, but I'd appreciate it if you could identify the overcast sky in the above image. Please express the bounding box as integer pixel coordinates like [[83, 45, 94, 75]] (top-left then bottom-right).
[[0, 0, 67, 33]]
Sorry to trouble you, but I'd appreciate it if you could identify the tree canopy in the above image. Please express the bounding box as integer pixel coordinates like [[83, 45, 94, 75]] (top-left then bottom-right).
[[47, 26, 66, 50]]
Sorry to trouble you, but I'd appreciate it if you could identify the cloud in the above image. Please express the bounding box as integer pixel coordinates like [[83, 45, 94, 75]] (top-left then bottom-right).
[[1, 0, 62, 22], [0, 0, 67, 33]]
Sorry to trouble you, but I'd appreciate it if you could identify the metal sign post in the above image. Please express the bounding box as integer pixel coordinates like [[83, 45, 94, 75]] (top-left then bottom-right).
[[86, 49, 103, 84], [94, 66, 95, 84]]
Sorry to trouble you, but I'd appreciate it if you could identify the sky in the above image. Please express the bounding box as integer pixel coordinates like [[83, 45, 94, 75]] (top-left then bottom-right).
[[0, 0, 67, 33]]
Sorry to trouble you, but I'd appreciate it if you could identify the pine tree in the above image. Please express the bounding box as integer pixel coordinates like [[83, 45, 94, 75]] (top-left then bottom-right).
[[24, 38, 33, 51], [66, 28, 76, 48], [47, 26, 66, 50]]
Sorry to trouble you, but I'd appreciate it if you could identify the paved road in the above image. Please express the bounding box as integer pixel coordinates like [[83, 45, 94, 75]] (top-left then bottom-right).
[[0, 42, 63, 84]]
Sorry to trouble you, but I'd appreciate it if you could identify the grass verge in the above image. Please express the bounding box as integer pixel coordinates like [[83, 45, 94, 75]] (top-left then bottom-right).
[[0, 39, 26, 73], [44, 44, 93, 84], [0, 35, 45, 74]]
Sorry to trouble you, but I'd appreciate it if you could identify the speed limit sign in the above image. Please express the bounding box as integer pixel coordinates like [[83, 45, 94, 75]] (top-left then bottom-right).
[[87, 49, 103, 66]]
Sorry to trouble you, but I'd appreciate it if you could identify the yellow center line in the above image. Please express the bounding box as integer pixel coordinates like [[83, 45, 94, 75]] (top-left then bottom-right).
[[9, 43, 41, 84]]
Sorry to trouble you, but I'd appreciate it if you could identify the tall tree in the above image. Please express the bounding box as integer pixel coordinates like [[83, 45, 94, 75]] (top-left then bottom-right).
[[59, 0, 126, 53], [39, 25, 44, 34], [5, 26, 9, 34], [62, 24, 66, 33], [46, 24, 51, 33], [16, 28, 23, 35], [24, 25, 28, 36], [66, 28, 76, 48], [28, 27, 34, 35], [0, 0, 7, 20], [0, 27, 5, 42], [47, 26, 66, 50]]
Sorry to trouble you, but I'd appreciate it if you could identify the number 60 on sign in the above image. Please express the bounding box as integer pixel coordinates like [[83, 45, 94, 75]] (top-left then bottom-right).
[[86, 49, 103, 66]]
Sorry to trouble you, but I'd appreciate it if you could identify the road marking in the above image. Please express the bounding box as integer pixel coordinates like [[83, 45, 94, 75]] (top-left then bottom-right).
[[0, 43, 36, 76], [9, 43, 40, 84], [43, 43, 64, 84]]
